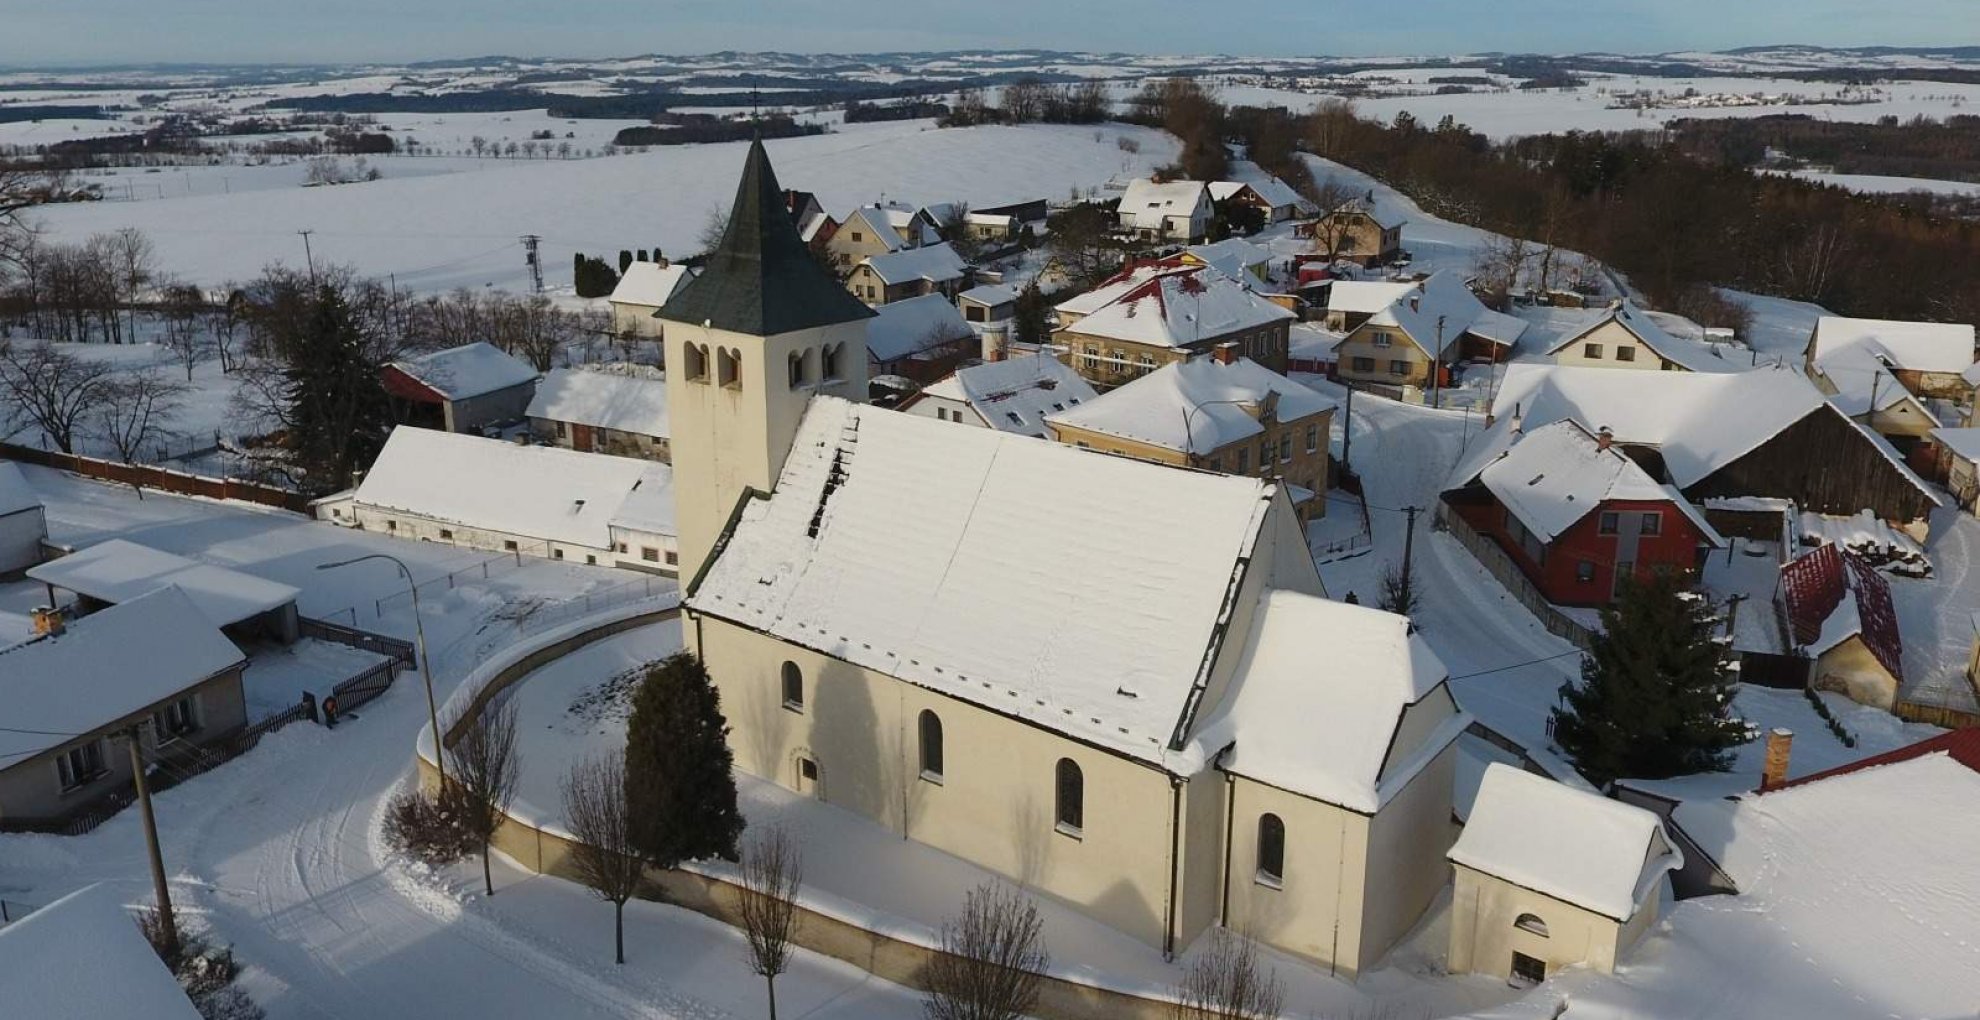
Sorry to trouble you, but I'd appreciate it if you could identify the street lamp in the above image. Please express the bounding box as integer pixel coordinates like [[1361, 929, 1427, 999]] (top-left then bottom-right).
[[317, 553, 445, 790]]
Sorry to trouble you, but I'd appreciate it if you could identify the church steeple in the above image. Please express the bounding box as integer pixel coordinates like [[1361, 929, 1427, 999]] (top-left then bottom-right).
[[660, 139, 873, 337]]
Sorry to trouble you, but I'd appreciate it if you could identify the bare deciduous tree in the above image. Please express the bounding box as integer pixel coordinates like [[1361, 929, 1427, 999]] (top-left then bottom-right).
[[698, 204, 730, 255], [738, 826, 805, 1020], [95, 368, 187, 467], [0, 341, 115, 453], [450, 699, 521, 897], [158, 280, 210, 380], [1475, 232, 1535, 301], [560, 750, 646, 965], [923, 882, 1049, 1020], [108, 227, 155, 344], [1172, 927, 1284, 1020]]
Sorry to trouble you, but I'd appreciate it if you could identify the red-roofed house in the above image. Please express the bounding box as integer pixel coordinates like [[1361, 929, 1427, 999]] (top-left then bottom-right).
[[1779, 728, 1980, 791], [1779, 543, 1905, 711]]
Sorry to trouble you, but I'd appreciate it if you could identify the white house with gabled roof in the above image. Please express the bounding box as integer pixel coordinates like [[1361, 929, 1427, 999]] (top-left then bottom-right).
[[0, 462, 46, 575], [670, 142, 1470, 978], [1448, 764, 1680, 984], [898, 354, 1097, 438], [607, 260, 697, 338], [1548, 300, 1739, 373], [1118, 178, 1212, 242]]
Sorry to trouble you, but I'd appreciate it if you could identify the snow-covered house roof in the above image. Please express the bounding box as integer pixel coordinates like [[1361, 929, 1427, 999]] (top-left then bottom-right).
[[0, 884, 201, 1020], [1810, 336, 1943, 418], [1046, 356, 1335, 455], [1779, 542, 1903, 680], [1119, 179, 1210, 232], [1054, 262, 1189, 320], [0, 461, 43, 517], [860, 242, 967, 287], [0, 586, 245, 763], [527, 368, 669, 439], [867, 293, 975, 363], [1808, 316, 1977, 375], [1183, 238, 1273, 281], [1209, 177, 1310, 213], [1320, 197, 1403, 229], [1363, 270, 1525, 353], [352, 426, 673, 549], [1325, 280, 1419, 316], [956, 283, 1017, 308], [1451, 763, 1681, 921], [607, 261, 696, 309], [913, 355, 1097, 439], [690, 396, 1285, 766], [1061, 266, 1293, 350], [388, 342, 537, 401], [839, 206, 907, 252], [1189, 590, 1467, 812], [1463, 420, 1725, 546], [28, 539, 299, 629], [1478, 364, 1936, 499], [1548, 300, 1737, 373], [1934, 426, 1980, 464]]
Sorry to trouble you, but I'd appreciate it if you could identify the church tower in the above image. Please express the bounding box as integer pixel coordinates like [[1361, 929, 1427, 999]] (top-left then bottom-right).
[[661, 140, 874, 584]]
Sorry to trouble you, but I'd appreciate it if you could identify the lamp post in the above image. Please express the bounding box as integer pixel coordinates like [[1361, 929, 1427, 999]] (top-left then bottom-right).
[[1179, 397, 1265, 473], [317, 553, 445, 790]]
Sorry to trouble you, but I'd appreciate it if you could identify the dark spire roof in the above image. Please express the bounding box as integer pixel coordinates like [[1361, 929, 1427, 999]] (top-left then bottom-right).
[[660, 139, 874, 337]]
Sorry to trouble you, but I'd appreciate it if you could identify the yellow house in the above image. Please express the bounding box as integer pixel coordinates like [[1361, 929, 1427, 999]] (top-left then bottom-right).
[[1779, 543, 1906, 712], [1054, 263, 1295, 390], [1448, 765, 1680, 985], [1547, 301, 1734, 373], [607, 260, 695, 339], [1300, 200, 1403, 267], [1045, 352, 1335, 522], [669, 141, 1471, 978], [1335, 271, 1526, 390], [1938, 427, 1980, 513]]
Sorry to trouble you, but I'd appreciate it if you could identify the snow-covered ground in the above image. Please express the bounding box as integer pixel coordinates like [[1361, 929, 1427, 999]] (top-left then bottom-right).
[[1770, 169, 1980, 197], [25, 120, 1177, 293]]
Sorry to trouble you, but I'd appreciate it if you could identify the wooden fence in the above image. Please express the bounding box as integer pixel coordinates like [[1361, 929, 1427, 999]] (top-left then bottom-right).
[[0, 443, 310, 513], [1436, 503, 1595, 650]]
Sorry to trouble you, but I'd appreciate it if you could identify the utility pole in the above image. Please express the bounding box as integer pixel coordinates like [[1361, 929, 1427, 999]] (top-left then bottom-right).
[[121, 724, 177, 956], [521, 235, 543, 293], [1340, 383, 1355, 476], [1400, 505, 1422, 613], [297, 229, 317, 281], [1431, 315, 1446, 409]]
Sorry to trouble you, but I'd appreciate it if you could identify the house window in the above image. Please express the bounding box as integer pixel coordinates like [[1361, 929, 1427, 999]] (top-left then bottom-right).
[[1258, 440, 1270, 466], [552, 549, 564, 560], [936, 408, 948, 422], [503, 540, 519, 552], [154, 696, 199, 741], [1278, 435, 1292, 463], [1584, 343, 1603, 360], [1640, 513, 1662, 536], [850, 231, 863, 242], [616, 542, 628, 554], [1352, 356, 1375, 373], [665, 550, 678, 566], [781, 661, 804, 711], [586, 555, 596, 565], [1054, 758, 1084, 836], [1598, 512, 1620, 535], [56, 741, 105, 791], [641, 547, 659, 562], [555, 421, 567, 439], [1389, 359, 1408, 376], [719, 347, 741, 389], [385, 520, 397, 532], [1305, 425, 1319, 453], [1236, 449, 1250, 472], [1615, 346, 1636, 363], [1083, 345, 1099, 370], [1510, 952, 1547, 988], [919, 710, 944, 782], [1515, 913, 1550, 937], [1256, 813, 1286, 887], [1576, 560, 1595, 583], [1373, 332, 1393, 348]]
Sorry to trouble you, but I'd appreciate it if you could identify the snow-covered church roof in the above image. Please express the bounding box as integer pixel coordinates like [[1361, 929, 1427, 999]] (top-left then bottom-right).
[[689, 396, 1284, 765]]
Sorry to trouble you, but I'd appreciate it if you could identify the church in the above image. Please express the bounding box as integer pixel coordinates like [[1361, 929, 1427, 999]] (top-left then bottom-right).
[[665, 141, 1470, 978]]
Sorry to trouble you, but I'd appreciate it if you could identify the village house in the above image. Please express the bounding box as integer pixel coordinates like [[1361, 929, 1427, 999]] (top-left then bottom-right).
[[1117, 178, 1212, 243], [1180, 238, 1274, 285], [606, 258, 697, 339], [846, 242, 969, 306], [1300, 199, 1404, 268], [1442, 419, 1728, 606], [826, 205, 916, 267], [527, 367, 670, 462], [1547, 300, 1739, 373], [1319, 279, 1418, 333], [0, 587, 247, 830], [865, 292, 978, 383], [784, 189, 834, 245], [28, 538, 302, 645], [1448, 764, 1680, 985], [955, 283, 1017, 325], [1053, 262, 1295, 389], [1931, 427, 1980, 512], [0, 462, 47, 575], [1046, 353, 1336, 523], [1778, 542, 1906, 711], [1803, 316, 1979, 452], [0, 883, 204, 1018], [666, 142, 1470, 978], [960, 210, 1019, 244], [1335, 271, 1528, 391], [314, 426, 677, 574], [1479, 364, 1943, 529], [1209, 177, 1314, 224], [898, 354, 1096, 439], [380, 341, 539, 435]]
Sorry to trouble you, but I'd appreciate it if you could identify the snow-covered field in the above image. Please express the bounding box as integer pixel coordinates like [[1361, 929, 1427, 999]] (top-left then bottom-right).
[[1773, 168, 1980, 197], [24, 119, 1177, 293]]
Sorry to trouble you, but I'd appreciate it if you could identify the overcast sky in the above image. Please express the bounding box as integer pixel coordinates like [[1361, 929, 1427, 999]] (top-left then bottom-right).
[[3, 0, 1971, 67]]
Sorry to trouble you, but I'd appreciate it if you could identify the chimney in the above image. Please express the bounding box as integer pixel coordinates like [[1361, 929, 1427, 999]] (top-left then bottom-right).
[[982, 324, 1008, 363], [1408, 293, 1421, 313], [1213, 342, 1238, 365], [31, 606, 63, 637], [1760, 728, 1794, 792], [654, 254, 669, 269], [1596, 426, 1614, 451]]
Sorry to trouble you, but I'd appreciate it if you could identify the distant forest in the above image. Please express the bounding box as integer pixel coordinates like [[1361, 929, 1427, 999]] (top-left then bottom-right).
[[1660, 114, 1980, 183]]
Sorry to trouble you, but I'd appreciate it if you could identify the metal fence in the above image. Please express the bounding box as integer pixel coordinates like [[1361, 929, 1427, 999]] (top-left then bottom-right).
[[518, 575, 670, 636], [327, 659, 401, 719], [298, 616, 416, 669]]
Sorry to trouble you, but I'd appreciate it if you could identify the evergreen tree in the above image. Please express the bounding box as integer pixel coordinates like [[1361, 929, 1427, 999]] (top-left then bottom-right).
[[1551, 572, 1750, 787], [625, 652, 745, 868], [1012, 283, 1050, 348], [618, 249, 634, 274], [281, 285, 391, 493], [574, 256, 620, 298]]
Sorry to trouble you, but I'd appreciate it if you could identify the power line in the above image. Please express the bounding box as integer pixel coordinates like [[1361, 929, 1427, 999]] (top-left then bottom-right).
[[1447, 647, 1586, 681]]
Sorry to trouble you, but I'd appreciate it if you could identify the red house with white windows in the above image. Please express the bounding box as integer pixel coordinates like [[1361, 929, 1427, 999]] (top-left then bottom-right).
[[1443, 420, 1726, 606]]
